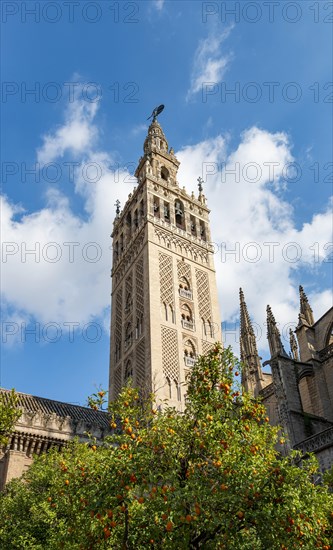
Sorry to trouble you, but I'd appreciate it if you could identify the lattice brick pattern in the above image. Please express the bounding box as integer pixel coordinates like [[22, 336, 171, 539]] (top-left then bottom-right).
[[125, 272, 133, 305], [114, 366, 122, 398], [135, 339, 146, 389], [161, 326, 179, 381], [177, 260, 192, 286], [202, 340, 214, 355], [135, 257, 144, 316], [196, 270, 211, 321], [159, 253, 174, 306], [115, 288, 123, 344]]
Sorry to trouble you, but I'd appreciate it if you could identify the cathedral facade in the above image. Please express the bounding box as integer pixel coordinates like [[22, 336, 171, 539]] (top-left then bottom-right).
[[1, 117, 332, 489], [240, 286, 333, 472]]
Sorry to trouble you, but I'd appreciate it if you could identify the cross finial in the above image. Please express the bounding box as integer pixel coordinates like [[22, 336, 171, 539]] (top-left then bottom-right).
[[197, 177, 204, 193], [115, 200, 121, 216]]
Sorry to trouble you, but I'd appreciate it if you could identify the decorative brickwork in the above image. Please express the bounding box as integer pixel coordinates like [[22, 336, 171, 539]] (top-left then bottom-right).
[[115, 289, 123, 350], [159, 253, 174, 308], [114, 366, 122, 397], [196, 269, 212, 321], [135, 257, 144, 317], [135, 339, 146, 388], [161, 326, 179, 381], [125, 272, 133, 313], [177, 260, 192, 287], [202, 340, 214, 355]]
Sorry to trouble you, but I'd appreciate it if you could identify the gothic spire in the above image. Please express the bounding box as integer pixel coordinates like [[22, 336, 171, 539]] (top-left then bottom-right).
[[299, 285, 314, 326], [239, 288, 262, 383], [289, 328, 299, 361], [266, 305, 286, 357]]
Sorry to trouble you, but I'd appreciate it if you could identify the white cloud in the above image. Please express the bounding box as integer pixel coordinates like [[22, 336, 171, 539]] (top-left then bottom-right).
[[153, 0, 165, 11], [37, 101, 98, 164], [1, 96, 332, 359], [187, 27, 233, 100], [177, 127, 333, 357], [1, 97, 134, 335]]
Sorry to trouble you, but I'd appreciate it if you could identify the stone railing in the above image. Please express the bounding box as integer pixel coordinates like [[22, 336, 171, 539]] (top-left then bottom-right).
[[184, 356, 196, 367], [182, 320, 195, 331], [294, 427, 333, 455], [179, 288, 193, 300]]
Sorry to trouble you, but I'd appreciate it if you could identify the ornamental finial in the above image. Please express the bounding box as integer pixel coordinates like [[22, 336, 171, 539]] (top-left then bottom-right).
[[115, 200, 121, 216]]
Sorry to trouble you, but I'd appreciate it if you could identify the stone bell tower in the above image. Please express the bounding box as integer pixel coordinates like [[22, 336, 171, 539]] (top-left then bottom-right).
[[108, 114, 221, 409]]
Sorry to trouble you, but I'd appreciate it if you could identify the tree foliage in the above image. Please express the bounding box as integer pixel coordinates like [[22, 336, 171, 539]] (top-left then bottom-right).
[[0, 389, 21, 447], [0, 345, 332, 549]]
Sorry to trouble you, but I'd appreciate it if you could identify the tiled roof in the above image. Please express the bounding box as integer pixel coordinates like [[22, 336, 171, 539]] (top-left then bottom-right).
[[0, 388, 110, 429]]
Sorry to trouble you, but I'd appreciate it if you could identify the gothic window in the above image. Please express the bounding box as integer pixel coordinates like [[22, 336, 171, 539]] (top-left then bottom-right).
[[120, 234, 124, 254], [161, 166, 169, 181], [175, 200, 185, 229]]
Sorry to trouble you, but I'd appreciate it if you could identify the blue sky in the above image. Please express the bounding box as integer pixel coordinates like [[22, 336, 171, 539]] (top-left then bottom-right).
[[1, 0, 332, 405]]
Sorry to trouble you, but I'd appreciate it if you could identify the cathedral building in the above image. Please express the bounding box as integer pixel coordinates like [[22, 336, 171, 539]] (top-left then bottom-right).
[[240, 286, 333, 472], [1, 115, 332, 489]]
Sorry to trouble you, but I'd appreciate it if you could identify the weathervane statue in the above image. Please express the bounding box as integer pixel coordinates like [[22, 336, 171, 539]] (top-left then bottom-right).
[[147, 104, 165, 122]]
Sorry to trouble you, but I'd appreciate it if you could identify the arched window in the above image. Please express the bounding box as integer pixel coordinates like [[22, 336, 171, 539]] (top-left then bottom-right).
[[181, 304, 194, 330], [179, 276, 192, 299], [169, 305, 175, 323], [161, 166, 169, 181], [184, 339, 196, 366], [175, 200, 185, 229]]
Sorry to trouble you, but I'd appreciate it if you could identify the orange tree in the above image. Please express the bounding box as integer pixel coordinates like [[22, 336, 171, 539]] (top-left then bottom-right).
[[0, 345, 332, 549], [0, 389, 21, 447]]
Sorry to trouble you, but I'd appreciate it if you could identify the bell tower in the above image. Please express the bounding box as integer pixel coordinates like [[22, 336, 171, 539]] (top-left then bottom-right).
[[109, 114, 221, 409]]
